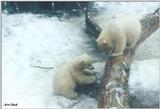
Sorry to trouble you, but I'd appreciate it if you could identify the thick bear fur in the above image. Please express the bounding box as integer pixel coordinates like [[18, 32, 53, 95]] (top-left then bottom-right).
[[96, 15, 142, 57], [53, 53, 96, 99]]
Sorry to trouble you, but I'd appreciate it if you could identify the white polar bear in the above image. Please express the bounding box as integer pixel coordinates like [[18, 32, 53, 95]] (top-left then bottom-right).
[[53, 53, 96, 99], [96, 15, 142, 57]]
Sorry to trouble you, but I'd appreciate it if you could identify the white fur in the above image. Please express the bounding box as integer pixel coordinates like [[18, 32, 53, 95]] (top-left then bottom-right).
[[53, 54, 96, 99], [96, 15, 142, 56]]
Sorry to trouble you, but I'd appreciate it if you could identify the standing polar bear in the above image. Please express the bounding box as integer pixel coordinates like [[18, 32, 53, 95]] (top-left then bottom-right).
[[96, 15, 142, 57], [53, 53, 96, 99]]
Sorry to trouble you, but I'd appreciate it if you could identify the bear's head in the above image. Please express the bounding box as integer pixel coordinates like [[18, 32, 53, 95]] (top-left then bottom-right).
[[96, 37, 113, 55], [73, 53, 94, 71]]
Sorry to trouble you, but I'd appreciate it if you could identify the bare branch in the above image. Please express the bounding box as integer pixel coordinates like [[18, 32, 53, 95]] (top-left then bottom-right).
[[31, 65, 54, 69]]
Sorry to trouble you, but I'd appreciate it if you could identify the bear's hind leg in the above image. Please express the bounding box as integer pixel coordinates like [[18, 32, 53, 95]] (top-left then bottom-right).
[[57, 81, 78, 99], [62, 88, 78, 99], [65, 91, 78, 99]]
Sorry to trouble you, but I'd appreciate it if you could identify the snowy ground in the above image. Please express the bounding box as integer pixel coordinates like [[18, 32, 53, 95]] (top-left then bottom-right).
[[129, 59, 159, 108], [2, 2, 160, 108]]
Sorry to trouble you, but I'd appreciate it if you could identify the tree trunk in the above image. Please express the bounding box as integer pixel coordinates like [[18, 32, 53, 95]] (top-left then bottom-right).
[[85, 7, 159, 108]]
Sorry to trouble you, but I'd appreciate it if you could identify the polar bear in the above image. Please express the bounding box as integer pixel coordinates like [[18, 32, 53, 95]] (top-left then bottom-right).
[[53, 53, 96, 99], [96, 15, 142, 57]]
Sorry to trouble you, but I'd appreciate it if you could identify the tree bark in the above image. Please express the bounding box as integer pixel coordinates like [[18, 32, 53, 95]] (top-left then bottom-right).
[[85, 7, 159, 108]]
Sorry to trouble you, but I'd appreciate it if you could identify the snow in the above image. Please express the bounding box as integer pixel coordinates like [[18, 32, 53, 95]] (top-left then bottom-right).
[[129, 59, 160, 108], [2, 13, 97, 108], [129, 59, 159, 90], [2, 2, 160, 108], [134, 29, 160, 60], [94, 2, 160, 27]]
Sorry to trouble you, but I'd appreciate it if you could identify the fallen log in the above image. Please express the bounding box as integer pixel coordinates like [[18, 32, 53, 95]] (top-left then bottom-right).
[[85, 6, 159, 108]]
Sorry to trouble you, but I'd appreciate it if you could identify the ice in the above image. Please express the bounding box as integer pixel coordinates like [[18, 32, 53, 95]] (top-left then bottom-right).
[[2, 2, 160, 108]]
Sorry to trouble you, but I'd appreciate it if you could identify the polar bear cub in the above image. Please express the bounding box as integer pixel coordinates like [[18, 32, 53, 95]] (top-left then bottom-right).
[[53, 53, 96, 99], [96, 15, 142, 57]]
